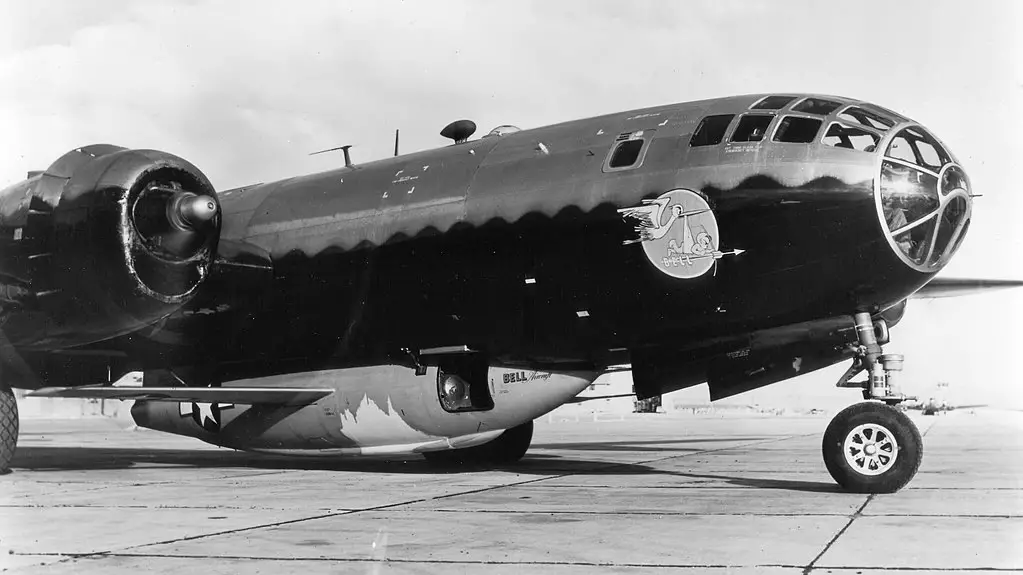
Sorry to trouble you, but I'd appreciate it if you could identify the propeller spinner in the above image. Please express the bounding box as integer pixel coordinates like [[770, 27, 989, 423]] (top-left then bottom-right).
[[132, 182, 220, 259]]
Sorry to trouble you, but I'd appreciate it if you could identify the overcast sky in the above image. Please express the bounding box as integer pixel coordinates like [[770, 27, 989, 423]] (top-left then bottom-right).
[[1, 1, 1021, 407]]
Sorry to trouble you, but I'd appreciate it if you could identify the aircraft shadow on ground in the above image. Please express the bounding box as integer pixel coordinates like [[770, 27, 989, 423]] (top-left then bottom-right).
[[530, 437, 774, 452], [10, 440, 842, 494]]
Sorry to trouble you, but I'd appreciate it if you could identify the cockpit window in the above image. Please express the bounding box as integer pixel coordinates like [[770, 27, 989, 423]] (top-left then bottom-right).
[[881, 162, 939, 264], [730, 114, 773, 142], [837, 107, 895, 131], [882, 163, 939, 227], [941, 166, 968, 196], [751, 95, 796, 110], [914, 140, 942, 169], [690, 114, 734, 147], [885, 127, 951, 171], [823, 123, 879, 151], [773, 116, 822, 143], [792, 98, 843, 116], [878, 126, 969, 270], [887, 136, 916, 163]]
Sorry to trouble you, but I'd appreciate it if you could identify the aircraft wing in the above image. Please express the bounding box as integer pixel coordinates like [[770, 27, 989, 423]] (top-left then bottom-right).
[[913, 278, 1023, 299], [28, 385, 334, 406], [563, 393, 635, 404]]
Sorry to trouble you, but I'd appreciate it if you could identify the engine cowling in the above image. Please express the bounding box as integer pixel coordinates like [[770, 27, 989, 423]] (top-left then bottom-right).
[[0, 145, 220, 349]]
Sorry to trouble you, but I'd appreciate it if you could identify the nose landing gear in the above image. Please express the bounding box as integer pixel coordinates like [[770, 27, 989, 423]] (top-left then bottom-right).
[[824, 312, 923, 493]]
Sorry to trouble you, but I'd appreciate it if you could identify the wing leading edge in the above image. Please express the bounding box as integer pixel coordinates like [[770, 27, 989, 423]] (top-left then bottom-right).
[[28, 385, 334, 406], [913, 277, 1023, 299]]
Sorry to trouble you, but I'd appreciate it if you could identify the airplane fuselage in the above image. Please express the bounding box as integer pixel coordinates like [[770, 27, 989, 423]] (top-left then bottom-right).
[[0, 94, 973, 475], [145, 94, 957, 381]]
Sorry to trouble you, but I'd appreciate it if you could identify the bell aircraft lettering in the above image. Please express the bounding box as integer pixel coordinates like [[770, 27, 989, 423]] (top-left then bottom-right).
[[5, 93, 1022, 494], [503, 372, 528, 384], [501, 371, 553, 384]]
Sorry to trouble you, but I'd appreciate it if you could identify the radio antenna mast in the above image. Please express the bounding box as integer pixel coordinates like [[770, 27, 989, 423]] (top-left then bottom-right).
[[309, 144, 354, 168]]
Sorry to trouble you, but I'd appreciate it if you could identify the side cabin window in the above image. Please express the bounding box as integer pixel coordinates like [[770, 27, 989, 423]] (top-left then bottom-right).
[[689, 114, 734, 147], [730, 114, 774, 143], [603, 131, 652, 172], [823, 123, 879, 151], [773, 116, 822, 144]]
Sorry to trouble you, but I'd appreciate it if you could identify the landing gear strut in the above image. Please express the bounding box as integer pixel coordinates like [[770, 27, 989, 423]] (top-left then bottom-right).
[[823, 312, 922, 493], [0, 385, 17, 474]]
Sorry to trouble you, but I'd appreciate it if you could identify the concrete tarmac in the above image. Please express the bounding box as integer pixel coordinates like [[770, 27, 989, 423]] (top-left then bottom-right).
[[2, 410, 1021, 574]]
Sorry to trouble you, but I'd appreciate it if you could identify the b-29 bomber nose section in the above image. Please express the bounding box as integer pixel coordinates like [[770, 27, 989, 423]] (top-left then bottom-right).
[[876, 125, 972, 271]]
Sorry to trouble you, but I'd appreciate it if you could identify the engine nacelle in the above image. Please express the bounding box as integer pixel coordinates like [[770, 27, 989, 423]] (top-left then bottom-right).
[[0, 145, 220, 349]]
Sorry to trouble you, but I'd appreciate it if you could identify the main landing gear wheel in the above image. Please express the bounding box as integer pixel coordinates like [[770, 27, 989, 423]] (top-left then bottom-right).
[[823, 401, 922, 494], [424, 420, 533, 467], [0, 386, 17, 474]]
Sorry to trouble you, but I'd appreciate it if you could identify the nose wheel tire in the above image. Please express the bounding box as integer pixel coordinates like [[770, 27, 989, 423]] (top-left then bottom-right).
[[0, 386, 17, 474], [424, 420, 533, 466], [823, 401, 922, 493]]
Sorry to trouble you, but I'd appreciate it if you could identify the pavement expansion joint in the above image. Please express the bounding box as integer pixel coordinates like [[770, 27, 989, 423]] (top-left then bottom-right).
[[802, 494, 876, 574], [63, 552, 809, 570], [415, 509, 861, 516]]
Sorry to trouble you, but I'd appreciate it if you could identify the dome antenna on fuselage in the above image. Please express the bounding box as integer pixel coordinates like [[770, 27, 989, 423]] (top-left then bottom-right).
[[440, 120, 476, 144]]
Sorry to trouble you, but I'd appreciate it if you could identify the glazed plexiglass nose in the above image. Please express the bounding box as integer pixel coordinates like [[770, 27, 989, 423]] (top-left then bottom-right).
[[879, 126, 971, 270]]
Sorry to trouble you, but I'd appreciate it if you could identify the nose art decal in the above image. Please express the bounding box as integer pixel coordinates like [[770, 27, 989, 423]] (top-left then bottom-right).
[[618, 188, 743, 279]]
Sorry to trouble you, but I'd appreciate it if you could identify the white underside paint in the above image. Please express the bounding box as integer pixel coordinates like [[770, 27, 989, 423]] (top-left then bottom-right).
[[249, 429, 504, 457], [336, 394, 434, 447]]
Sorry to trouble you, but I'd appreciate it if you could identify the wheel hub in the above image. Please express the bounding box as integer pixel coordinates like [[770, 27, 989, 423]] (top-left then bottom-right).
[[843, 422, 898, 476]]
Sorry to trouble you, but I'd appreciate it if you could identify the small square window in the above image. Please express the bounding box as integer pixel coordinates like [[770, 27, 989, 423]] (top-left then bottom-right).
[[773, 116, 822, 143], [751, 95, 796, 110], [690, 114, 734, 147], [824, 123, 879, 151], [792, 98, 843, 116], [731, 115, 773, 142], [608, 139, 644, 168]]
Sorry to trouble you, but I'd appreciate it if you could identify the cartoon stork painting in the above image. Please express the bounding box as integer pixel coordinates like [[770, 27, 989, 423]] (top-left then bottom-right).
[[618, 197, 710, 247]]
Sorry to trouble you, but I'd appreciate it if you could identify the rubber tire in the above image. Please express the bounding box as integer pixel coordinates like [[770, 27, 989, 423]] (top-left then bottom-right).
[[823, 401, 922, 494], [0, 386, 17, 475], [487, 420, 533, 464], [424, 420, 533, 467]]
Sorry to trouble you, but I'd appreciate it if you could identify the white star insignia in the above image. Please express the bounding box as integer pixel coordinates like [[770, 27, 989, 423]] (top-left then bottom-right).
[[179, 401, 233, 432]]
